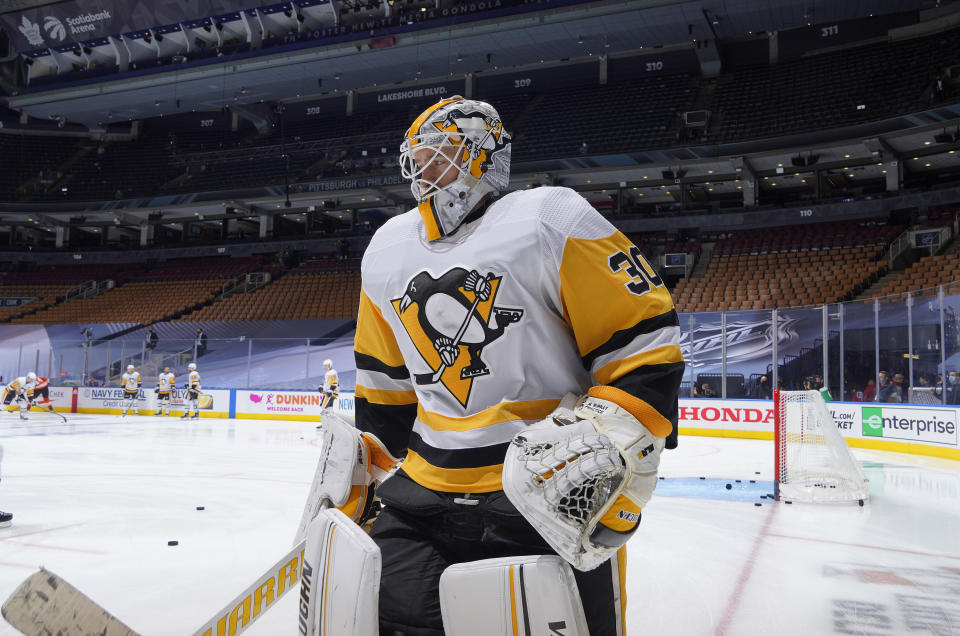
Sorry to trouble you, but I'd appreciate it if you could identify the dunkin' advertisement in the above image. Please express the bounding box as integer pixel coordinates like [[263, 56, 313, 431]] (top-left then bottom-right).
[[235, 389, 354, 420]]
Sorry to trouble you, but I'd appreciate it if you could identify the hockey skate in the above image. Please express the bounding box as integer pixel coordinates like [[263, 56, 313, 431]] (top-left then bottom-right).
[[18, 413, 28, 421], [180, 412, 190, 420], [0, 510, 11, 528], [190, 413, 199, 419]]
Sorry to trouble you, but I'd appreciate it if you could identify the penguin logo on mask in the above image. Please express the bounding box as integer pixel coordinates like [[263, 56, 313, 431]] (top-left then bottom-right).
[[392, 267, 523, 407]]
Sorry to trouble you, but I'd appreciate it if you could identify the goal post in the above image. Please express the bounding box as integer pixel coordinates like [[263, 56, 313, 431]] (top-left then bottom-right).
[[774, 389, 869, 504]]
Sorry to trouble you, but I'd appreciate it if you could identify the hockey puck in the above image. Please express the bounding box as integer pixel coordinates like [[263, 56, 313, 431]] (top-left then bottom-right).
[[699, 476, 705, 480], [785, 501, 793, 505], [725, 483, 732, 490], [168, 540, 179, 546], [196, 506, 205, 511], [755, 471, 760, 475], [754, 503, 762, 507], [858, 499, 864, 507], [749, 480, 756, 483], [735, 479, 741, 483]]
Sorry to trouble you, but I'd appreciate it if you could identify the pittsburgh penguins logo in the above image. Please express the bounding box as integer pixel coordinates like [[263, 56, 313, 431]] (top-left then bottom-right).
[[392, 267, 523, 407]]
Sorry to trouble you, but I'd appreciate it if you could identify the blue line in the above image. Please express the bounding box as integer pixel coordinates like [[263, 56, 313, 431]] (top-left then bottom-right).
[[655, 478, 775, 503]]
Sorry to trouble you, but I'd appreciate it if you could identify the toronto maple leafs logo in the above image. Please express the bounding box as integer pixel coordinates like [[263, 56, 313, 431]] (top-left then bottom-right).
[[44, 16, 66, 42], [392, 267, 523, 408], [18, 16, 44, 47]]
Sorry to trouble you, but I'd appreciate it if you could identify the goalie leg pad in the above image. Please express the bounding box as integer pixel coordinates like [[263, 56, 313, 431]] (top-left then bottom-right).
[[439, 555, 588, 636], [300, 508, 380, 636]]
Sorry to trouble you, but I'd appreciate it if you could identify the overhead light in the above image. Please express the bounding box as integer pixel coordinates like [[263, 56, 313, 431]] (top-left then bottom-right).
[[576, 35, 584, 44]]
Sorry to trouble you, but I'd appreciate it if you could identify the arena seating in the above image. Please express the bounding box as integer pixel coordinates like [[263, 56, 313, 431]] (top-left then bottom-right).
[[0, 285, 74, 321], [185, 257, 361, 321], [872, 248, 960, 298], [708, 30, 960, 144], [7, 257, 268, 325], [673, 218, 898, 312]]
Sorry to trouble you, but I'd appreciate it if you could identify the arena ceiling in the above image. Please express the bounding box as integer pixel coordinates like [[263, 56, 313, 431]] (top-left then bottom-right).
[[4, 0, 937, 126]]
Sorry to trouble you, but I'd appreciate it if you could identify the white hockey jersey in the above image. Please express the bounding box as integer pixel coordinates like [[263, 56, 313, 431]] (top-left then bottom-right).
[[355, 186, 683, 493], [121, 372, 141, 392], [186, 370, 201, 391], [322, 368, 339, 396], [157, 372, 175, 393]]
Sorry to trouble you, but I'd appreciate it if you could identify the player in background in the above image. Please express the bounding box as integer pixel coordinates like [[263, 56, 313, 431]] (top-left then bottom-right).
[[180, 363, 201, 420], [0, 444, 10, 528], [320, 359, 339, 411], [156, 367, 175, 416], [343, 97, 683, 635], [2, 374, 36, 421], [120, 365, 141, 416], [26, 374, 54, 413]]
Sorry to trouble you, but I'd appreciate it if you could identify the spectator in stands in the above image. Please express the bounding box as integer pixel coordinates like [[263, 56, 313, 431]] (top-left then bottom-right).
[[812, 374, 824, 390], [700, 382, 716, 398], [947, 370, 960, 405], [861, 379, 876, 402], [145, 326, 158, 351], [195, 328, 208, 357], [579, 140, 589, 155], [876, 371, 901, 403], [893, 373, 906, 401], [756, 375, 771, 399], [934, 374, 944, 401]]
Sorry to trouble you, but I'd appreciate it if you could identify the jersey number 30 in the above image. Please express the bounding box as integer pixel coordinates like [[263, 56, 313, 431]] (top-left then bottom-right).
[[608, 246, 663, 296]]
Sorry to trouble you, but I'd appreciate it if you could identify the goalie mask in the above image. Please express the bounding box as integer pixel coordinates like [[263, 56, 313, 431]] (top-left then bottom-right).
[[399, 96, 511, 241]]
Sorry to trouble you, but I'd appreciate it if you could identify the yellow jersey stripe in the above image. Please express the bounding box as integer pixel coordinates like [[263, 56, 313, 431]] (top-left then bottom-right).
[[355, 385, 418, 406], [417, 200, 443, 242], [593, 344, 684, 386], [509, 565, 519, 636], [559, 231, 676, 357], [417, 399, 559, 433], [588, 384, 675, 437], [355, 287, 407, 368], [402, 450, 504, 492]]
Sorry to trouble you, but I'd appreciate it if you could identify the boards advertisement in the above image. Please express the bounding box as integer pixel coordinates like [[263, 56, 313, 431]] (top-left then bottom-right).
[[234, 389, 354, 421], [68, 386, 231, 416], [679, 397, 960, 458]]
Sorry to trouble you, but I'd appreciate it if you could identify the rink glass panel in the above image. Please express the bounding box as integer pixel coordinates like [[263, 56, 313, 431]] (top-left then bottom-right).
[[1, 287, 960, 395], [841, 300, 878, 402]]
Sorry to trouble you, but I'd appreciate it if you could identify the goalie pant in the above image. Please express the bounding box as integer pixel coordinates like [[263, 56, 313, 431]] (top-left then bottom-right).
[[370, 471, 625, 636]]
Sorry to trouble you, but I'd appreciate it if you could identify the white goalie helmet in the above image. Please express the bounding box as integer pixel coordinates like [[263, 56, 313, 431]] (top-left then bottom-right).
[[399, 96, 511, 240]]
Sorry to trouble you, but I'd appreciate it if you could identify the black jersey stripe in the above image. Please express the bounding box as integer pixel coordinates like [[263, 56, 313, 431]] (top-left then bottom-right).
[[355, 351, 411, 380], [582, 309, 679, 371], [408, 431, 510, 469], [355, 397, 417, 459]]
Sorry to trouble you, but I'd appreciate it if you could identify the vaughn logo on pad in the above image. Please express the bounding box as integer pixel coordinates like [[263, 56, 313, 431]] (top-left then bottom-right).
[[862, 406, 958, 445]]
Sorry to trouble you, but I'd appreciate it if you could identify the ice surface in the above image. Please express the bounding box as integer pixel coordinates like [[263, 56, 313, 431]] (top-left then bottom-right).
[[0, 412, 957, 635]]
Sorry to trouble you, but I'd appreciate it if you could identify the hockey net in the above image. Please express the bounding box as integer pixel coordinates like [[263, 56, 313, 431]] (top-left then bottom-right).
[[774, 390, 869, 504]]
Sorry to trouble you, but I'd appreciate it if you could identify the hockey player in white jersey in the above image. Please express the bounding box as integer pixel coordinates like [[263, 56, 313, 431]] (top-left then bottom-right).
[[2, 374, 35, 421], [120, 365, 141, 416], [313, 96, 683, 636], [156, 367, 175, 416], [181, 363, 201, 420], [320, 359, 339, 411]]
